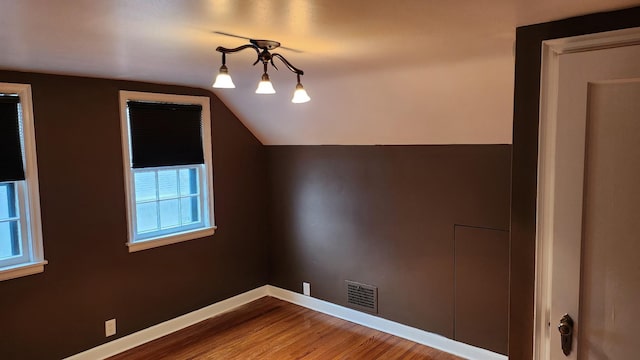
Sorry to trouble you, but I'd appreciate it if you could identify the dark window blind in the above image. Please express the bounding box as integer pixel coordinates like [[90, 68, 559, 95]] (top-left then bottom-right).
[[127, 101, 205, 168], [0, 96, 25, 182]]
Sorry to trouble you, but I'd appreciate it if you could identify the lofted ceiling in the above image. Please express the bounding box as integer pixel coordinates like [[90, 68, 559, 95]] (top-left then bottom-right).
[[1, 0, 639, 145]]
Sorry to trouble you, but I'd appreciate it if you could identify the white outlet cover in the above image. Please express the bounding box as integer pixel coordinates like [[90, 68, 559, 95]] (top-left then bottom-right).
[[303, 282, 310, 296], [105, 319, 116, 337]]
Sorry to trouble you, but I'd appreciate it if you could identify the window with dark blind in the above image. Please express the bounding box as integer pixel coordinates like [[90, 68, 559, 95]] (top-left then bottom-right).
[[120, 91, 216, 252], [0, 83, 46, 282]]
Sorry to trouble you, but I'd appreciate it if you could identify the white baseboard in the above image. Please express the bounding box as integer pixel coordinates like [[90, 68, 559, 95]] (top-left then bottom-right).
[[64, 286, 269, 360], [67, 285, 506, 360], [266, 286, 507, 360]]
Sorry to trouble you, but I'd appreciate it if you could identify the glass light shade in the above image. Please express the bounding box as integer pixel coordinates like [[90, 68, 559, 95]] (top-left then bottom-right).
[[255, 74, 276, 94], [212, 65, 235, 88], [291, 83, 311, 103]]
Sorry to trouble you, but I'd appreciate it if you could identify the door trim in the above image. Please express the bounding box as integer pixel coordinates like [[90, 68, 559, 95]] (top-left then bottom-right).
[[534, 27, 640, 360]]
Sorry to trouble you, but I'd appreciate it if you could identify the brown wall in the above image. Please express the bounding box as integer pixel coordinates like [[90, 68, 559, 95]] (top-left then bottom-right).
[[0, 71, 515, 357], [454, 226, 509, 354], [266, 145, 511, 353], [511, 6, 640, 359], [0, 71, 269, 359]]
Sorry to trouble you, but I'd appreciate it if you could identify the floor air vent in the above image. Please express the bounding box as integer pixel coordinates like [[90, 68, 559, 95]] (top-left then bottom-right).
[[346, 280, 378, 313]]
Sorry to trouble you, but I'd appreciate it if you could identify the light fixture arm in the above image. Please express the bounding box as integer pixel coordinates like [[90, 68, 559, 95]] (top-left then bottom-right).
[[271, 53, 304, 76], [215, 44, 261, 57]]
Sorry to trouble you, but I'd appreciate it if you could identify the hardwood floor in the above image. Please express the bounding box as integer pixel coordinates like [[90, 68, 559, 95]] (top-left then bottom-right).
[[109, 296, 463, 360]]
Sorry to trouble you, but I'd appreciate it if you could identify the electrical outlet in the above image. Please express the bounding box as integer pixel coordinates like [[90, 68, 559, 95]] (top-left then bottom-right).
[[303, 282, 311, 296], [105, 319, 116, 337]]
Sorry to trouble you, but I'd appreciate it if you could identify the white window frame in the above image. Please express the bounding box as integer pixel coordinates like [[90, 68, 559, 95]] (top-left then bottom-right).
[[0, 83, 46, 281], [119, 91, 216, 252]]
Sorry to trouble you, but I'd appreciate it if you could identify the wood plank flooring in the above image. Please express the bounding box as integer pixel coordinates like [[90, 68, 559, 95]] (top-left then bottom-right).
[[109, 296, 463, 360]]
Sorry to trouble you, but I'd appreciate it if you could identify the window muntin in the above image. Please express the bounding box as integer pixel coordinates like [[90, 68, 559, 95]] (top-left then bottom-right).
[[0, 83, 45, 281], [120, 91, 215, 252]]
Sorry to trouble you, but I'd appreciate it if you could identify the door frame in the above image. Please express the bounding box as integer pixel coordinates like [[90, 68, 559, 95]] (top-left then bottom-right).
[[534, 27, 640, 360], [510, 6, 640, 359]]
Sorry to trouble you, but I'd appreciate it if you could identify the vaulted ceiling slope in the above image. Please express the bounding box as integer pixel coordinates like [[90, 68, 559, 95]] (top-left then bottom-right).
[[1, 0, 639, 144]]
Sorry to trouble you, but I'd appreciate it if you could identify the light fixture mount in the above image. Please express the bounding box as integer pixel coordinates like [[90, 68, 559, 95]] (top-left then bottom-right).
[[250, 39, 281, 51], [213, 38, 310, 103]]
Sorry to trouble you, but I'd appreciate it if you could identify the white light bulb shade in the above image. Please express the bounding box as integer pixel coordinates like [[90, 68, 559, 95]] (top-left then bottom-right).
[[212, 65, 235, 88], [255, 74, 276, 94], [291, 83, 311, 103]]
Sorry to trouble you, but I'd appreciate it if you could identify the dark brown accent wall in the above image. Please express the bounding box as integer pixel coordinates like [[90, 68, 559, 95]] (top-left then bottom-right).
[[511, 6, 640, 360], [454, 225, 509, 355], [267, 145, 511, 352], [0, 71, 269, 359]]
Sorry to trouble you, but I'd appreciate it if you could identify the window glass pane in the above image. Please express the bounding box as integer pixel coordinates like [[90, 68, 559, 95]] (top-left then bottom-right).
[[0, 220, 20, 259], [0, 182, 18, 220], [134, 172, 157, 202], [180, 197, 200, 224], [159, 199, 180, 229], [158, 170, 178, 199], [136, 202, 158, 233], [179, 168, 198, 195], [0, 184, 8, 219]]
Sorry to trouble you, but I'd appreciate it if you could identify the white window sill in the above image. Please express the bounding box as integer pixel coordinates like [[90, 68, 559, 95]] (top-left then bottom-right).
[[0, 260, 48, 282], [127, 226, 217, 252]]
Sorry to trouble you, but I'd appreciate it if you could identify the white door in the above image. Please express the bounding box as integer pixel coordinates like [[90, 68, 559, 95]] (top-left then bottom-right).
[[536, 28, 640, 360]]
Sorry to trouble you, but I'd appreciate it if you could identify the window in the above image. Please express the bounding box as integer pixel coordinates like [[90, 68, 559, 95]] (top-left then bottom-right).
[[120, 91, 215, 252], [0, 83, 45, 281]]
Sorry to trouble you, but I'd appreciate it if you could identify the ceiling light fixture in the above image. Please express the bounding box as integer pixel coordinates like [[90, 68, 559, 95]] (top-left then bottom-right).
[[213, 39, 310, 103]]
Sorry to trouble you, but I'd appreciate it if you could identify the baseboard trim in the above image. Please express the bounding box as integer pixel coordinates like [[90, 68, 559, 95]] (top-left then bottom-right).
[[66, 285, 506, 360], [64, 286, 270, 360], [266, 286, 507, 360]]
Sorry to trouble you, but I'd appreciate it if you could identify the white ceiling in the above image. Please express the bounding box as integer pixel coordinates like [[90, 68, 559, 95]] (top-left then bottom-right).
[[1, 0, 639, 144]]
